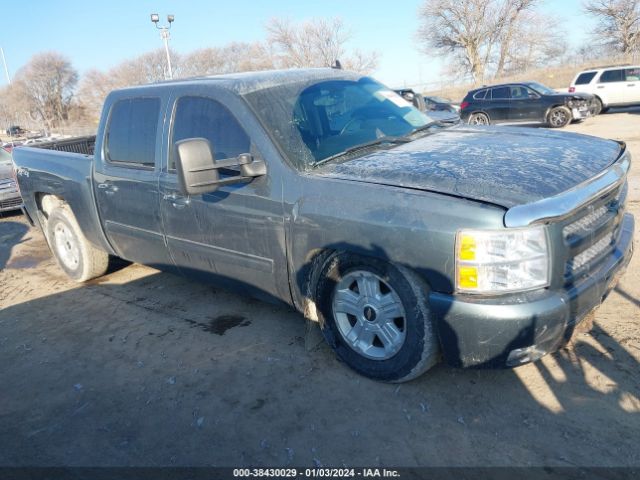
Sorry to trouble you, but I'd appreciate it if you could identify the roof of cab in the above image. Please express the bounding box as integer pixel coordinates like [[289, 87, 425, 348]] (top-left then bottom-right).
[[111, 68, 364, 96]]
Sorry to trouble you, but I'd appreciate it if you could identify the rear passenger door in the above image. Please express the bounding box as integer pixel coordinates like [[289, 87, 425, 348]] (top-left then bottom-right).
[[159, 90, 289, 302], [94, 96, 173, 269], [508, 85, 542, 122], [488, 87, 511, 122], [597, 69, 626, 104]]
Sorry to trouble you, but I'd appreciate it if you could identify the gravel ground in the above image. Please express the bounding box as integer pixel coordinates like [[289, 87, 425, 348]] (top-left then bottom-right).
[[0, 110, 639, 468]]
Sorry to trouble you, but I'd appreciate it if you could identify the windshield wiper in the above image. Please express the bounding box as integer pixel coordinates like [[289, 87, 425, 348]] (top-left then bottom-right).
[[313, 136, 410, 167]]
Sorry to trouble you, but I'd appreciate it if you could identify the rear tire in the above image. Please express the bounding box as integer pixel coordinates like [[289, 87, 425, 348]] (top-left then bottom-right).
[[47, 205, 108, 282], [590, 97, 602, 116], [314, 252, 440, 382], [547, 106, 571, 128], [468, 112, 490, 125]]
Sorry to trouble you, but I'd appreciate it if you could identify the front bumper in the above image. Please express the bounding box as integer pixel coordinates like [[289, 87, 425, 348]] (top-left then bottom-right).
[[430, 213, 634, 368]]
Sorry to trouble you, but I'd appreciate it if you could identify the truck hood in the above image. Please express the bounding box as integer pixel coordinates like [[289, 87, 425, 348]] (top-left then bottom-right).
[[317, 126, 622, 208]]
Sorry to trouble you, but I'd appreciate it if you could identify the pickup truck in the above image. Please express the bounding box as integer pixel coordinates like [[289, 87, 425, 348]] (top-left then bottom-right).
[[13, 69, 634, 382]]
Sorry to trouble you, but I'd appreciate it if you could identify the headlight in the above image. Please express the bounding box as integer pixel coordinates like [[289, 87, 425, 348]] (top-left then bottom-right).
[[455, 226, 550, 294], [567, 100, 575, 108]]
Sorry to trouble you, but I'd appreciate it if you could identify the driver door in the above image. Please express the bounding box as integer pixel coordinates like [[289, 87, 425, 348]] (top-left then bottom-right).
[[160, 92, 289, 302]]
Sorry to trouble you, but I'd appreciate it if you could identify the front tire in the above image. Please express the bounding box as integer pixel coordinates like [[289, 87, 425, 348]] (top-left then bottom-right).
[[314, 252, 440, 382], [47, 206, 109, 282], [547, 106, 571, 128], [590, 97, 603, 116]]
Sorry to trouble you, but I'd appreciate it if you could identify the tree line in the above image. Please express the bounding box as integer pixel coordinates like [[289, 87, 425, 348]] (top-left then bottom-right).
[[418, 0, 640, 83], [0, 17, 378, 132], [1, 2, 639, 133]]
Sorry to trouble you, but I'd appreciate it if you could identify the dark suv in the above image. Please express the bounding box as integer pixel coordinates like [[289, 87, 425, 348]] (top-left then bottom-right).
[[460, 82, 593, 128]]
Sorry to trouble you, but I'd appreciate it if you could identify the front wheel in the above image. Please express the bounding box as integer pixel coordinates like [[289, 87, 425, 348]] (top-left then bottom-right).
[[547, 106, 571, 128], [314, 252, 440, 382], [47, 206, 109, 282]]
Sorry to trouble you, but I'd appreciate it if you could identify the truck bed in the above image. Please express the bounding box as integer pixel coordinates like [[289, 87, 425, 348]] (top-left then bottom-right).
[[34, 135, 96, 156]]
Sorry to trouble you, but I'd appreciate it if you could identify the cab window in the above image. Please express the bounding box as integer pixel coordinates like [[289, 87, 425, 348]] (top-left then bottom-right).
[[106, 98, 160, 167], [170, 96, 250, 171]]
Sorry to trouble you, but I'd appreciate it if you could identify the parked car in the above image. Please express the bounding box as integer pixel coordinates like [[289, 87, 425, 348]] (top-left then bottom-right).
[[5, 125, 24, 136], [569, 64, 640, 114], [460, 81, 593, 127], [13, 69, 634, 382], [2, 141, 23, 154], [424, 95, 460, 113], [393, 88, 427, 112], [0, 148, 22, 212]]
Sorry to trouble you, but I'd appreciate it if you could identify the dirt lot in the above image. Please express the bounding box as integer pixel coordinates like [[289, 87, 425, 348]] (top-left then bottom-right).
[[1, 110, 639, 468]]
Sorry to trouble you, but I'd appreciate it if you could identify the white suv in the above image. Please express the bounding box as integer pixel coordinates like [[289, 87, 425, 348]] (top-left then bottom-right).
[[569, 65, 640, 114]]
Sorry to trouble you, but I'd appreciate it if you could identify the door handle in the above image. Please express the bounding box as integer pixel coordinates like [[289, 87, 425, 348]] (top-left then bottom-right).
[[97, 182, 118, 195], [596, 86, 605, 89], [163, 192, 190, 209], [627, 84, 636, 87]]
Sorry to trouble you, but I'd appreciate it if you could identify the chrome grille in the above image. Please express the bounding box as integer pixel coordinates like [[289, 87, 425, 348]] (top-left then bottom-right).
[[562, 181, 627, 284]]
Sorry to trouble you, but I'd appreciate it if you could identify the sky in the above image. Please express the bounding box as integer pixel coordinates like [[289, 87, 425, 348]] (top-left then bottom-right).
[[0, 0, 595, 90]]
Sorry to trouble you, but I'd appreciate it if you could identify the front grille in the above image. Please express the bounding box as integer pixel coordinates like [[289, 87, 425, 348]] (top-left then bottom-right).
[[562, 181, 626, 284], [0, 197, 22, 210]]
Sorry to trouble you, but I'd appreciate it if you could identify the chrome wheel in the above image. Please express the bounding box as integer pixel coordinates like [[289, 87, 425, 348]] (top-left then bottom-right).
[[469, 113, 488, 125], [549, 109, 568, 127], [53, 222, 80, 271], [332, 270, 406, 360]]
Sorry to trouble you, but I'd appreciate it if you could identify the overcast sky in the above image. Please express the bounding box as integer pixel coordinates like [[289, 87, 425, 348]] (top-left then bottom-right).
[[0, 0, 594, 89]]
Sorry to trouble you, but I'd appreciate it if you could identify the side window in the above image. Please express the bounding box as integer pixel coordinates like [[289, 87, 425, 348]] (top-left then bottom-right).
[[625, 68, 640, 81], [490, 87, 511, 100], [171, 96, 250, 170], [575, 72, 597, 85], [473, 89, 487, 100], [510, 86, 533, 99], [106, 98, 160, 167], [599, 69, 624, 83]]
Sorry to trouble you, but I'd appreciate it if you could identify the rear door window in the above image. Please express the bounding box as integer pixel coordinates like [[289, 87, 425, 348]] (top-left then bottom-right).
[[575, 72, 597, 85], [490, 87, 511, 100], [625, 68, 640, 81], [170, 96, 250, 171], [599, 69, 625, 83], [106, 98, 160, 167]]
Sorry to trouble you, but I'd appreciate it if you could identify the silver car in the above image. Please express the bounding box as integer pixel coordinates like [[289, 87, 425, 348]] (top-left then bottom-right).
[[0, 148, 22, 212]]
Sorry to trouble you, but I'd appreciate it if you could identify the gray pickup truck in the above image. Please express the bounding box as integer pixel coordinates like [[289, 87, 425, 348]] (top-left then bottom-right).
[[13, 69, 634, 382]]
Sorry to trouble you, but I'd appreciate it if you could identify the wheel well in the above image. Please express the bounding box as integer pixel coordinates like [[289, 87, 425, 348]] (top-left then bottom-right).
[[36, 193, 66, 219]]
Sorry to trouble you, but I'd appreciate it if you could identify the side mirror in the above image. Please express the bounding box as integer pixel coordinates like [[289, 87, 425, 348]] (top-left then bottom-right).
[[175, 138, 220, 196], [175, 138, 267, 196]]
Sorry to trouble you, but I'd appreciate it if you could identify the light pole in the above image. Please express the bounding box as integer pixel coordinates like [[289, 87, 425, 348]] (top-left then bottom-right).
[[150, 13, 174, 80]]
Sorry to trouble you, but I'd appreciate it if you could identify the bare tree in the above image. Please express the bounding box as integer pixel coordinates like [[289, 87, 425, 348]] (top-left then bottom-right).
[[267, 17, 379, 73], [180, 42, 275, 77], [584, 0, 640, 57], [13, 52, 78, 131], [417, 0, 545, 83]]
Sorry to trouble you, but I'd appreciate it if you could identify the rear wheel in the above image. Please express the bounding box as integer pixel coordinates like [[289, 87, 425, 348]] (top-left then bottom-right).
[[314, 252, 440, 382], [47, 206, 108, 282], [547, 106, 571, 128], [590, 97, 603, 116], [468, 112, 490, 125]]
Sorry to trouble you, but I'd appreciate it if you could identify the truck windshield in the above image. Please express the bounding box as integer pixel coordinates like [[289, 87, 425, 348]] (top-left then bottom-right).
[[243, 77, 433, 168]]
